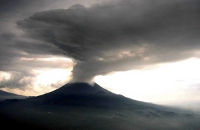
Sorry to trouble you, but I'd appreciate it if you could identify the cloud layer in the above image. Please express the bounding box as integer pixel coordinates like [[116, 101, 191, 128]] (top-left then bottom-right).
[[0, 0, 84, 93], [19, 0, 200, 82]]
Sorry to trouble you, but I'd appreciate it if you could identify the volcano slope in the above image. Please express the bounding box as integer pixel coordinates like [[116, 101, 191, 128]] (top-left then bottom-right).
[[0, 82, 200, 130]]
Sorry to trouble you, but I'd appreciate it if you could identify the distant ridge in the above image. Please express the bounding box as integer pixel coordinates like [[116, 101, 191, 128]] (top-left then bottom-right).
[[0, 90, 25, 101]]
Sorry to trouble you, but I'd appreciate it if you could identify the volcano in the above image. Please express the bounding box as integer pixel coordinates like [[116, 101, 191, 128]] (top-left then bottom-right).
[[0, 82, 200, 130], [30, 82, 140, 108]]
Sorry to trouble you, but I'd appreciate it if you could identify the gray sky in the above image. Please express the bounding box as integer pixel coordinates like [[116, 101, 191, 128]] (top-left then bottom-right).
[[0, 0, 103, 91], [0, 0, 200, 104], [18, 0, 200, 81]]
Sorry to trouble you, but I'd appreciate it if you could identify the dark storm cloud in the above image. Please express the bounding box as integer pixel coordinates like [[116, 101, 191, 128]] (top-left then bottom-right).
[[0, 0, 77, 90], [0, 71, 33, 89], [0, 0, 107, 90], [19, 0, 200, 82]]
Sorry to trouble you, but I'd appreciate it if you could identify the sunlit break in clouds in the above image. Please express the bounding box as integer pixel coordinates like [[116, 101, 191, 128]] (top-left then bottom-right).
[[95, 58, 200, 104], [1, 56, 74, 96], [0, 71, 11, 82], [0, 0, 200, 106], [2, 1, 200, 129]]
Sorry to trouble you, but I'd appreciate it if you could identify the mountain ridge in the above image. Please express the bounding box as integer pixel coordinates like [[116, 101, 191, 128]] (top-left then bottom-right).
[[0, 90, 25, 101], [28, 82, 135, 108], [43, 82, 113, 96]]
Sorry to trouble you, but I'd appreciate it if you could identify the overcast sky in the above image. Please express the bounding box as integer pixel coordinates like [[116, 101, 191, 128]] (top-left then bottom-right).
[[0, 0, 200, 104]]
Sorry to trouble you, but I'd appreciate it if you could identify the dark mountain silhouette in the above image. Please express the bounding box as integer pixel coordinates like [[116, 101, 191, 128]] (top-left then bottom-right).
[[30, 82, 138, 108], [0, 90, 26, 101], [0, 82, 200, 130]]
